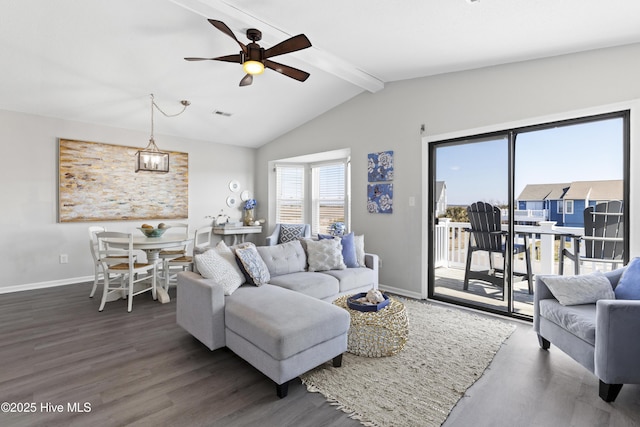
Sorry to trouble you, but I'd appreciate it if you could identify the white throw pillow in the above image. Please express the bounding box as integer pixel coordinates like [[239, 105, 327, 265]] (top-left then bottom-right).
[[214, 240, 245, 283], [194, 248, 244, 295], [354, 234, 366, 267], [542, 271, 615, 306], [306, 238, 346, 272]]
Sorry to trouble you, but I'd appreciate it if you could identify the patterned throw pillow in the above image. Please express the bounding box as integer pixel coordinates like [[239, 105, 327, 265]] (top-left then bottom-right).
[[306, 238, 346, 272], [235, 245, 271, 286], [318, 232, 359, 268], [278, 224, 306, 244], [194, 248, 244, 295]]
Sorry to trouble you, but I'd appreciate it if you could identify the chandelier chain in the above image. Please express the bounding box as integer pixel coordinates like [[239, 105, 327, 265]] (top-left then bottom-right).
[[149, 93, 190, 141]]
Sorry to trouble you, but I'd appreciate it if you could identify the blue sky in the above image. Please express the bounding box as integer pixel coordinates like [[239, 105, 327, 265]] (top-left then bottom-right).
[[436, 117, 623, 206]]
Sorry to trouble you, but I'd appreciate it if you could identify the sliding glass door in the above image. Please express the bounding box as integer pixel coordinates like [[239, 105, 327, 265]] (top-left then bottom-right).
[[511, 115, 627, 316], [428, 111, 628, 319], [430, 134, 512, 313]]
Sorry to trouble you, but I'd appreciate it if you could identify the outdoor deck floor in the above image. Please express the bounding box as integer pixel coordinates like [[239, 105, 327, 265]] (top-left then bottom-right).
[[433, 266, 536, 317], [433, 256, 615, 317]]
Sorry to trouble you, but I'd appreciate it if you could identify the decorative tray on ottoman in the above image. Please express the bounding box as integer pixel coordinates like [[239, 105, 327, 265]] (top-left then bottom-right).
[[347, 292, 390, 312]]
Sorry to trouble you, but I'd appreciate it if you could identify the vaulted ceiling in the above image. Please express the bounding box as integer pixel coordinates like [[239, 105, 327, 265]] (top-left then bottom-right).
[[2, 0, 640, 147]]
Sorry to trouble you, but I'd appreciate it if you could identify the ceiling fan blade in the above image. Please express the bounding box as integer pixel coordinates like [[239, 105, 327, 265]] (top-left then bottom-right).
[[264, 60, 310, 82], [263, 34, 312, 59], [239, 74, 253, 87], [208, 19, 247, 53], [184, 57, 218, 61], [213, 54, 242, 63]]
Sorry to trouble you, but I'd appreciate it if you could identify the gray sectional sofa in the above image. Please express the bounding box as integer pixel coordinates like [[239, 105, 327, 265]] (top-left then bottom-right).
[[176, 239, 379, 397]]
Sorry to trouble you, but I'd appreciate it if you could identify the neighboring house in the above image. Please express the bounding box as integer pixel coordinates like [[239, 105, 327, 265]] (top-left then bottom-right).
[[544, 183, 572, 225], [516, 183, 569, 224], [435, 181, 447, 217], [561, 180, 623, 226], [516, 180, 623, 227]]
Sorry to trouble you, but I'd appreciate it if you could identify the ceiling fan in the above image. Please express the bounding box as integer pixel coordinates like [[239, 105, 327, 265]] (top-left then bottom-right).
[[185, 19, 312, 87]]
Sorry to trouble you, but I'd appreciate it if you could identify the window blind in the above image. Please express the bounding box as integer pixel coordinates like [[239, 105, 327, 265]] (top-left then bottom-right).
[[275, 165, 305, 223], [312, 162, 345, 235]]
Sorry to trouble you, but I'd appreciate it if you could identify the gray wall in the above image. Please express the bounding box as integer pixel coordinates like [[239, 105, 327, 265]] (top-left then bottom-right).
[[3, 43, 640, 294], [256, 43, 640, 297], [0, 110, 256, 291]]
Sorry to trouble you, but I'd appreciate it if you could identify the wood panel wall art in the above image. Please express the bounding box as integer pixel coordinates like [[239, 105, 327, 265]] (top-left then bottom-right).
[[58, 139, 188, 222]]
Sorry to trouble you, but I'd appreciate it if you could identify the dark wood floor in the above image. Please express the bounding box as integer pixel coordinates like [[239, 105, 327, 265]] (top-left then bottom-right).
[[0, 283, 638, 427]]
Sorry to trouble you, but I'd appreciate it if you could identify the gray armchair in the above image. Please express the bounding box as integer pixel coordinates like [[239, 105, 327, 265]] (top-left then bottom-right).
[[265, 223, 311, 246], [533, 267, 640, 402]]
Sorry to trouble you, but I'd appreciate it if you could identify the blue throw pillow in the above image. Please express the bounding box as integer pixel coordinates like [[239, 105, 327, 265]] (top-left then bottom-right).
[[615, 257, 640, 300], [340, 232, 359, 268]]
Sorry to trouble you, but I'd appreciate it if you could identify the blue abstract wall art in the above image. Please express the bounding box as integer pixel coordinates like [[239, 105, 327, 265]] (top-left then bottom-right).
[[367, 150, 394, 182], [367, 183, 393, 214], [367, 150, 394, 214]]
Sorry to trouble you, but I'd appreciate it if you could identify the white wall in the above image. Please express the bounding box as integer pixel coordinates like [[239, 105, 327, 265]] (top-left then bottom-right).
[[256, 43, 640, 298], [0, 109, 256, 291]]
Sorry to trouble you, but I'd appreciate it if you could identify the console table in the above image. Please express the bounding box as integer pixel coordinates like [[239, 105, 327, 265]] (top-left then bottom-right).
[[213, 225, 262, 245]]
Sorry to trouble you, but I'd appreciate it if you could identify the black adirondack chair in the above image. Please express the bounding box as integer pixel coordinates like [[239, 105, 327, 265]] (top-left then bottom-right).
[[463, 201, 533, 299], [559, 200, 624, 275]]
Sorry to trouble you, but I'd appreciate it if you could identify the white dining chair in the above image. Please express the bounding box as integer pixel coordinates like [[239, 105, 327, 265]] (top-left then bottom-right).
[[88, 226, 106, 298], [97, 231, 156, 312], [88, 226, 136, 298], [158, 223, 190, 260], [157, 223, 190, 285], [162, 226, 213, 290]]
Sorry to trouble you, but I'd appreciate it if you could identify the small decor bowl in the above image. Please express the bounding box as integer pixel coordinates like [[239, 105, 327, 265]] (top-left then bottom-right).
[[137, 227, 168, 238], [347, 292, 390, 312]]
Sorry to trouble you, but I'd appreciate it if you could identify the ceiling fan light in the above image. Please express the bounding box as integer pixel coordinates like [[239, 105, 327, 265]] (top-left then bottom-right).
[[243, 60, 265, 75]]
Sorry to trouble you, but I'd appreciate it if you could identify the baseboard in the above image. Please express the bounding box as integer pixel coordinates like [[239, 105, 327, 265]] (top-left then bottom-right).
[[379, 283, 423, 300], [0, 276, 92, 294]]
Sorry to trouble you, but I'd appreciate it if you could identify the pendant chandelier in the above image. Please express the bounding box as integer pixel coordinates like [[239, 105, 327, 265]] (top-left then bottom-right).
[[135, 94, 190, 173]]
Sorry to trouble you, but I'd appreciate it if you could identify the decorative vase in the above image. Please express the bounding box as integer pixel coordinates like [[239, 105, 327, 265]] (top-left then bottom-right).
[[243, 208, 254, 226]]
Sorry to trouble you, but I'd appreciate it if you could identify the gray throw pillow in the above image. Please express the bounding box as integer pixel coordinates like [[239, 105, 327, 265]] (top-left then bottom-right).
[[542, 271, 615, 306]]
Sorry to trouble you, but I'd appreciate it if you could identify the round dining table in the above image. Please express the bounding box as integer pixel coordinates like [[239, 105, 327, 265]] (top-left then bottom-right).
[[102, 234, 192, 303]]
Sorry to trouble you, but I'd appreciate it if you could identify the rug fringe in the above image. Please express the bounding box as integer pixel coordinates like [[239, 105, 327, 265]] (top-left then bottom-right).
[[301, 379, 382, 427]]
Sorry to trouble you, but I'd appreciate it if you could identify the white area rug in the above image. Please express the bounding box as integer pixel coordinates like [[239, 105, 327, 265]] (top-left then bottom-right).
[[300, 298, 516, 427]]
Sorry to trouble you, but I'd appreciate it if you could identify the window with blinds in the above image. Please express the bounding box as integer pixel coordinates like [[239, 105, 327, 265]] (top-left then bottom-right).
[[275, 159, 349, 235], [312, 162, 345, 235], [275, 165, 305, 223]]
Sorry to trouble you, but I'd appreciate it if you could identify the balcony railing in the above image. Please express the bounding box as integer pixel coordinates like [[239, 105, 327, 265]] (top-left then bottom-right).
[[434, 219, 596, 275], [500, 209, 549, 223]]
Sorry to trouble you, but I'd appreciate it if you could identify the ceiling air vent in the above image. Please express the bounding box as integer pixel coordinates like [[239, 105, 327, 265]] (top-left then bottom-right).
[[213, 110, 233, 117]]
